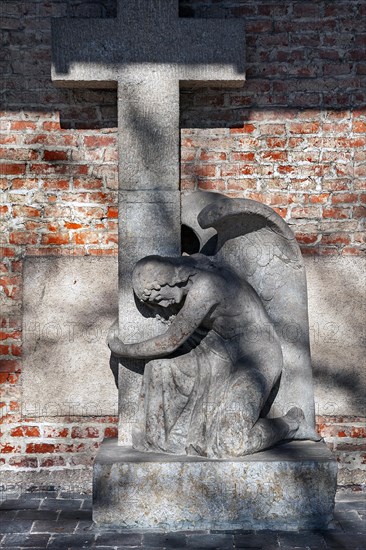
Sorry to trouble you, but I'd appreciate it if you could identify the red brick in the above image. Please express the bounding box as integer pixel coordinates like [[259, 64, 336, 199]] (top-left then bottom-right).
[[26, 443, 56, 454], [43, 150, 68, 161], [107, 207, 118, 218], [291, 206, 321, 219], [43, 426, 69, 438], [309, 194, 329, 204], [11, 344, 21, 357], [64, 222, 83, 230], [82, 191, 112, 203], [9, 232, 38, 245], [342, 247, 362, 255], [11, 178, 38, 190], [296, 233, 318, 245], [200, 151, 227, 161], [43, 179, 69, 190], [322, 234, 351, 246], [351, 427, 366, 438], [29, 163, 68, 174], [289, 122, 320, 134], [0, 247, 14, 260], [273, 207, 287, 218], [10, 121, 37, 131], [323, 207, 351, 219], [0, 134, 17, 145], [0, 443, 21, 453], [0, 330, 21, 341], [278, 165, 295, 174], [40, 456, 66, 467], [71, 426, 99, 438], [0, 163, 26, 175], [231, 152, 255, 162], [261, 151, 287, 161], [104, 427, 118, 438], [84, 136, 116, 147], [10, 426, 40, 437], [73, 177, 103, 190], [0, 148, 38, 161], [42, 121, 61, 131], [353, 206, 366, 218], [41, 233, 69, 245], [230, 124, 256, 134], [0, 344, 10, 355], [331, 193, 359, 204], [0, 372, 20, 384], [44, 206, 72, 218], [9, 456, 38, 467], [220, 164, 238, 177], [73, 231, 100, 245], [353, 121, 366, 133], [266, 138, 287, 148], [194, 165, 216, 177], [198, 179, 225, 191], [0, 359, 21, 372], [13, 206, 41, 218]]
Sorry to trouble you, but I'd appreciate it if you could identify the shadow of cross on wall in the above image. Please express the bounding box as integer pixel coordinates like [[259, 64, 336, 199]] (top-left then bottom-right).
[[51, 0, 245, 443]]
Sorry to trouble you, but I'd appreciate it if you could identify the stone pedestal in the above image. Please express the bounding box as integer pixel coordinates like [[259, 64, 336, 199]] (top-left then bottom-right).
[[93, 439, 337, 531]]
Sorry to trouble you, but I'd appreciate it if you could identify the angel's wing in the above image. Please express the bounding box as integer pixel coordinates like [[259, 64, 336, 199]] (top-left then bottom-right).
[[182, 192, 315, 428]]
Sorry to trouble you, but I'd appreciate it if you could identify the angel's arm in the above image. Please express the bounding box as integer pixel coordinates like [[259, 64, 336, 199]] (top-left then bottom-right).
[[108, 280, 216, 359]]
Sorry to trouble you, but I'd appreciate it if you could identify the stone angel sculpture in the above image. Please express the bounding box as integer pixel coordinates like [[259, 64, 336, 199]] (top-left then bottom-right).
[[108, 193, 320, 458]]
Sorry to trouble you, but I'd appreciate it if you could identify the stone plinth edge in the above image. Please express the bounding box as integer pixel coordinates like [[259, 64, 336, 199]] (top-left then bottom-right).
[[93, 439, 337, 531]]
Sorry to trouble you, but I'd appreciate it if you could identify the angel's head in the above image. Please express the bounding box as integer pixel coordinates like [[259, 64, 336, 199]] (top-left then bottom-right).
[[132, 255, 198, 307]]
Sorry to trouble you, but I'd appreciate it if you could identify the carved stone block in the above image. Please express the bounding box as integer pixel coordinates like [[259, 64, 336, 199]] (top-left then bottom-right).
[[93, 439, 337, 531]]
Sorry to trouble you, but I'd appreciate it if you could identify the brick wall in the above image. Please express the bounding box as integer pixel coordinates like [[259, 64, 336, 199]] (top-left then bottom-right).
[[1, 0, 365, 491]]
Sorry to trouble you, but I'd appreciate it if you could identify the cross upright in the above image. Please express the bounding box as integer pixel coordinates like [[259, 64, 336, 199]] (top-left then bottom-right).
[[52, 0, 245, 443]]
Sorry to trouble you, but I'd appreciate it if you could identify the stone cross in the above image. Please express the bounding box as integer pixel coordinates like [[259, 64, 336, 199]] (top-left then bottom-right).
[[52, 0, 245, 442]]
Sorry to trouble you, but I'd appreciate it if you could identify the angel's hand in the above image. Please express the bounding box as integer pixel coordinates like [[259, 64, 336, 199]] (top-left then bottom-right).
[[108, 334, 128, 357], [106, 318, 119, 347], [106, 319, 128, 356]]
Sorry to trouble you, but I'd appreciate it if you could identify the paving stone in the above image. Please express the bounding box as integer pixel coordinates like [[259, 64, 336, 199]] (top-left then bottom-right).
[[186, 533, 234, 548], [321, 532, 366, 549], [0, 499, 42, 510], [75, 520, 95, 532], [47, 533, 97, 547], [211, 529, 254, 535], [58, 491, 90, 499], [334, 509, 362, 520], [278, 532, 327, 548], [0, 491, 365, 550], [0, 510, 17, 519], [31, 519, 78, 534], [0, 520, 33, 534], [23, 491, 57, 499], [59, 509, 92, 521], [234, 531, 279, 546], [81, 499, 92, 511], [1, 533, 50, 548], [40, 498, 83, 511], [337, 520, 366, 533], [96, 531, 143, 546], [16, 509, 58, 521], [143, 532, 187, 548]]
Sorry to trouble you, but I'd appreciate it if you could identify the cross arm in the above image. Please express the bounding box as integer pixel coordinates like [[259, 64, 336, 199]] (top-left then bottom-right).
[[51, 18, 119, 88], [177, 18, 245, 88]]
